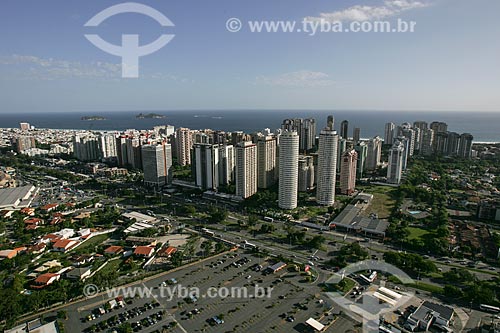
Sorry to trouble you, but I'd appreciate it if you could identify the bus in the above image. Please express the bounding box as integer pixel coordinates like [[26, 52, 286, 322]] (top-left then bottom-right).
[[480, 304, 500, 313]]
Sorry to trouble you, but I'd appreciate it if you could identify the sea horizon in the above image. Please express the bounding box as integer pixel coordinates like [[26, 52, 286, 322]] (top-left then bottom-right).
[[1, 110, 499, 143]]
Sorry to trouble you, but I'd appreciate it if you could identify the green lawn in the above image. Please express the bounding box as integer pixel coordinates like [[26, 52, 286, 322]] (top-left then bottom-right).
[[74, 234, 109, 254], [407, 227, 431, 240], [407, 282, 444, 294], [358, 185, 396, 219]]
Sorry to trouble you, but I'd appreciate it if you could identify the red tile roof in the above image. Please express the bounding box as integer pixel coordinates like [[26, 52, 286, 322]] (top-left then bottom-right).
[[104, 245, 124, 254], [34, 273, 59, 284], [133, 246, 154, 256]]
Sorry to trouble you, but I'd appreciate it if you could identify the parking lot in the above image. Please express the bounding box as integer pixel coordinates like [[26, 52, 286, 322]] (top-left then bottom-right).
[[57, 250, 335, 333]]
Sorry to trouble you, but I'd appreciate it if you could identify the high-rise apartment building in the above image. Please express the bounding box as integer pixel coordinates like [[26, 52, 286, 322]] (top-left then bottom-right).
[[354, 142, 367, 178], [384, 122, 395, 145], [458, 133, 474, 159], [257, 136, 277, 188], [219, 145, 235, 185], [340, 120, 349, 140], [316, 127, 338, 206], [387, 140, 405, 184], [353, 127, 361, 144], [16, 136, 36, 153], [366, 136, 382, 171], [73, 134, 100, 161], [98, 134, 118, 159], [340, 149, 358, 195], [298, 155, 314, 192], [193, 143, 220, 190], [337, 138, 347, 172], [141, 142, 172, 187], [176, 128, 192, 166], [279, 132, 299, 209], [235, 142, 257, 199]]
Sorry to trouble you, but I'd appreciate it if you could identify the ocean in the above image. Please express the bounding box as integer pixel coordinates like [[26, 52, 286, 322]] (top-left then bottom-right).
[[1, 110, 499, 143]]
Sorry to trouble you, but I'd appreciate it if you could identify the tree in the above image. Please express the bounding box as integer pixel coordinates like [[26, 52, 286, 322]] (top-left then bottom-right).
[[171, 252, 183, 267], [444, 285, 463, 298], [207, 207, 228, 224], [308, 236, 326, 249]]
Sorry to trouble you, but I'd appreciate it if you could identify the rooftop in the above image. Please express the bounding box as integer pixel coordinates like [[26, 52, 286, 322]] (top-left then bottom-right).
[[0, 185, 37, 209]]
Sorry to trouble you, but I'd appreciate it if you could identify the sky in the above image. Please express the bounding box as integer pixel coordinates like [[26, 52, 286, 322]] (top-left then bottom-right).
[[0, 0, 499, 113]]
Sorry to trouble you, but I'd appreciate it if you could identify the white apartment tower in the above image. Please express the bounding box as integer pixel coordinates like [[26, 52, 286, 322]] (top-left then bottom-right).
[[366, 136, 382, 171], [236, 142, 257, 199], [387, 140, 405, 184], [257, 135, 277, 188], [278, 131, 299, 209], [316, 126, 338, 206], [176, 128, 192, 166]]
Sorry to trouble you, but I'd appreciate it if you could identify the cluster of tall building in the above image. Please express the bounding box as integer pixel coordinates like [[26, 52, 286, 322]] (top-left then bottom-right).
[[384, 121, 474, 184], [66, 115, 476, 205]]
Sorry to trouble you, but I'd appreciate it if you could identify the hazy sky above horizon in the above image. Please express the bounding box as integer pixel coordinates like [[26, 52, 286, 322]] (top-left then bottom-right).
[[0, 0, 499, 113]]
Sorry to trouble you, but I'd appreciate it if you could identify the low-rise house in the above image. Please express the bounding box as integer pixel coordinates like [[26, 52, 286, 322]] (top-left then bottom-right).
[[24, 217, 44, 229], [71, 254, 94, 266], [133, 246, 155, 258], [20, 207, 35, 216], [27, 243, 47, 254], [0, 249, 17, 259], [52, 239, 79, 252], [0, 209, 14, 218], [66, 266, 91, 281], [104, 245, 124, 256], [31, 273, 60, 289], [41, 203, 59, 212], [157, 246, 177, 258]]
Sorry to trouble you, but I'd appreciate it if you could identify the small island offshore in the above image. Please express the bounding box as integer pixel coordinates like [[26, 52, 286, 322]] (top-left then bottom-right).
[[136, 112, 166, 119], [81, 115, 106, 121]]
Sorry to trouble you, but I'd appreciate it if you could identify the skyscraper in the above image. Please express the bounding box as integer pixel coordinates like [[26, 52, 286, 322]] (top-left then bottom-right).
[[279, 132, 299, 209], [353, 127, 361, 144], [387, 141, 405, 184], [327, 115, 335, 130], [142, 142, 172, 187], [193, 143, 220, 190], [340, 149, 358, 195], [257, 136, 277, 188], [430, 121, 448, 134], [340, 120, 349, 140], [384, 122, 395, 145], [337, 138, 347, 173], [98, 134, 118, 159], [73, 134, 100, 161], [301, 118, 316, 152], [298, 155, 314, 192], [176, 128, 192, 166], [446, 132, 461, 156], [219, 145, 235, 185], [458, 133, 474, 159], [366, 136, 382, 171], [236, 142, 257, 199], [281, 118, 316, 151], [316, 127, 338, 206], [420, 128, 435, 156], [401, 123, 416, 156], [354, 142, 367, 179], [413, 121, 428, 151]]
